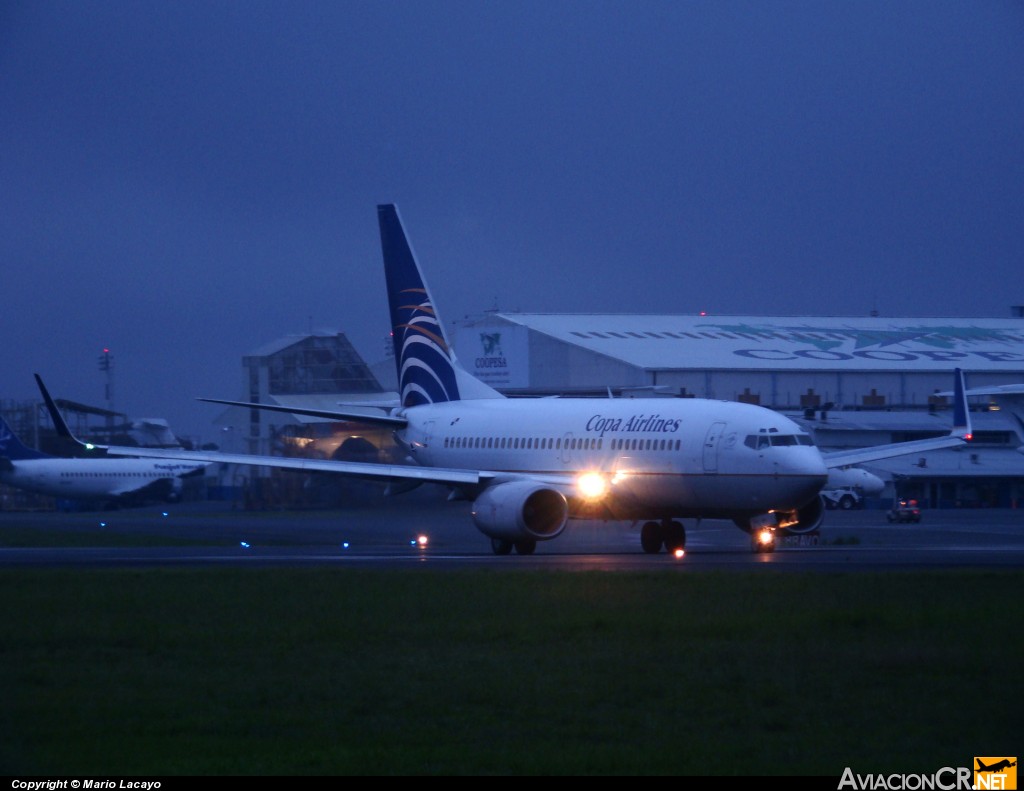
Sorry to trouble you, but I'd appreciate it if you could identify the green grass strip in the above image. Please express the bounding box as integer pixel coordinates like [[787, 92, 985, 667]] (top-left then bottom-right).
[[1, 568, 1020, 775]]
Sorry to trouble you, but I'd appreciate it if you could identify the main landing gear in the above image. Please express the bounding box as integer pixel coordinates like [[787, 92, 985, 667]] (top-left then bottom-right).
[[640, 519, 686, 554], [491, 537, 537, 555]]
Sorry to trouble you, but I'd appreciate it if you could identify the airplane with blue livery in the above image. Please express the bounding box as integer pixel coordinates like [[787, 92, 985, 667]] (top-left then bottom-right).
[[0, 376, 209, 507]]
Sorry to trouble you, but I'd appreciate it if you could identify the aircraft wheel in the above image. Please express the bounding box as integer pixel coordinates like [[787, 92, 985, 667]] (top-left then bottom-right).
[[663, 520, 686, 552], [640, 521, 663, 554], [491, 538, 514, 555], [514, 539, 537, 555]]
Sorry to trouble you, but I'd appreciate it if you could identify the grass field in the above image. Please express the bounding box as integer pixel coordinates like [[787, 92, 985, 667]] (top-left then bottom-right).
[[1, 566, 1021, 776]]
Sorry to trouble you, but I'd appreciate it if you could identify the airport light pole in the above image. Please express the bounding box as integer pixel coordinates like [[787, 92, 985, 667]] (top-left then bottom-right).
[[98, 347, 114, 440]]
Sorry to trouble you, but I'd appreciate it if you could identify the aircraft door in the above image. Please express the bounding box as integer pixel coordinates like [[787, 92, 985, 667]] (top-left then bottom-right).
[[702, 422, 726, 473], [411, 420, 435, 462]]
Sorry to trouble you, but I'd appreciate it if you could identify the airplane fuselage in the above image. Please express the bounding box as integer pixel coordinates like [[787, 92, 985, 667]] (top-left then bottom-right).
[[0, 457, 208, 501], [400, 397, 828, 520]]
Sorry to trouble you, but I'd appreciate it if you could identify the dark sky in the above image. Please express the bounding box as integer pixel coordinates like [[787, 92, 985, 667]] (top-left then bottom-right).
[[2, 1, 1022, 443]]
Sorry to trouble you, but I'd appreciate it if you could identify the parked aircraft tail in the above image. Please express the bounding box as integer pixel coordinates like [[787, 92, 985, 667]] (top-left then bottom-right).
[[378, 203, 502, 407], [0, 413, 50, 462], [35, 374, 87, 447]]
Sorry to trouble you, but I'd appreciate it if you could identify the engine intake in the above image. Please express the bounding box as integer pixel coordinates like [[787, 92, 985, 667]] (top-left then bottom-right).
[[776, 494, 826, 535], [471, 481, 569, 543], [732, 494, 826, 536]]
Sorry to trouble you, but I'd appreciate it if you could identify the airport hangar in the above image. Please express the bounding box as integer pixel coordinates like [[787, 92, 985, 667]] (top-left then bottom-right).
[[207, 311, 1024, 510]]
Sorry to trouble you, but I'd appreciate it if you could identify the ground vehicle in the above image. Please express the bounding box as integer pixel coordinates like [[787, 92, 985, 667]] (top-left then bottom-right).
[[821, 486, 863, 510], [886, 499, 922, 523]]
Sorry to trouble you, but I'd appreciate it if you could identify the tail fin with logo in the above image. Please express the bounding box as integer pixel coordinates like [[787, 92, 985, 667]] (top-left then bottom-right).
[[0, 413, 50, 461], [378, 203, 503, 407]]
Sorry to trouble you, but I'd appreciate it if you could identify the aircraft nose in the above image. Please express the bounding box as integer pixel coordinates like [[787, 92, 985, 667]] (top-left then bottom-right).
[[791, 451, 829, 491]]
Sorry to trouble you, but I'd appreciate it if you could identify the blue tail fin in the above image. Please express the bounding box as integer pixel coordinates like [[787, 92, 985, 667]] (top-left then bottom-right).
[[35, 373, 97, 455], [35, 374, 79, 443], [0, 413, 50, 461], [377, 204, 502, 407]]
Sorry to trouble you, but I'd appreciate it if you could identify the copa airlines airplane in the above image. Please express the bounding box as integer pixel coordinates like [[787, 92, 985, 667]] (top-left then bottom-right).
[[102, 204, 972, 553], [0, 376, 209, 507]]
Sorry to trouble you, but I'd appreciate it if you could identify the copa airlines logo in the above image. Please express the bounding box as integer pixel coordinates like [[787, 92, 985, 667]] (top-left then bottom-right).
[[393, 287, 460, 406], [586, 414, 682, 437], [699, 322, 1024, 364]]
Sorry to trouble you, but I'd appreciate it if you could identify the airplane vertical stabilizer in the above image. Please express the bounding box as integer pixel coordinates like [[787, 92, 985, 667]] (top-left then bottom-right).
[[35, 373, 88, 450], [378, 203, 503, 407], [0, 414, 50, 461]]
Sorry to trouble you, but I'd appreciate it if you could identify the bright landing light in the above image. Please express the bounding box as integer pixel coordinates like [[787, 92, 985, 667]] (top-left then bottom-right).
[[577, 472, 608, 500]]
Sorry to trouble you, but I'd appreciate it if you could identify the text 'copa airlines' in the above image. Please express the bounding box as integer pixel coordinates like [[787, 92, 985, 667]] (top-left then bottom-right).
[[586, 414, 682, 436]]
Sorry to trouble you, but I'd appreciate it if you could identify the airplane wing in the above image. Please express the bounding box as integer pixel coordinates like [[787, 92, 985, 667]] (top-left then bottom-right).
[[197, 397, 408, 427], [821, 368, 973, 469], [821, 435, 968, 468], [101, 444, 489, 487]]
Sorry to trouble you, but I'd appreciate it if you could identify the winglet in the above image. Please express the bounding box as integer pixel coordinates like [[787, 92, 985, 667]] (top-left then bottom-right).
[[951, 368, 972, 440]]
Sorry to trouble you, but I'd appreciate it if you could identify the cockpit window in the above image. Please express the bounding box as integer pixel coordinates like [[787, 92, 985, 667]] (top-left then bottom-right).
[[745, 433, 814, 449]]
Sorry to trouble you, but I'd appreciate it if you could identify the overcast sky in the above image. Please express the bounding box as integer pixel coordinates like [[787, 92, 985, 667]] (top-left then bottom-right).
[[2, 1, 1022, 443]]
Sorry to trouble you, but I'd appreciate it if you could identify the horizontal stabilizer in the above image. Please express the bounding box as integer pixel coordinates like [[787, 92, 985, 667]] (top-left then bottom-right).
[[197, 397, 408, 427]]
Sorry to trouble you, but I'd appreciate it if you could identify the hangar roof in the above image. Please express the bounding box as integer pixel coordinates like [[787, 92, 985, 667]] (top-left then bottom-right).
[[485, 313, 1024, 373]]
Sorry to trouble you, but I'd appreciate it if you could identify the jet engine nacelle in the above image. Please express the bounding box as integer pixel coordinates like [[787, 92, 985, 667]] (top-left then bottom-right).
[[778, 494, 826, 535], [471, 481, 569, 543], [163, 476, 185, 503], [732, 494, 826, 536], [827, 466, 885, 495]]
